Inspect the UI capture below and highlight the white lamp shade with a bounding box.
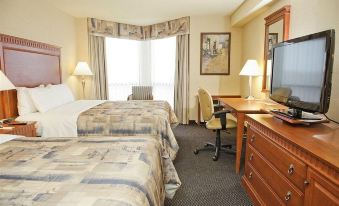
[73,62,93,76]
[239,60,261,76]
[0,70,15,91]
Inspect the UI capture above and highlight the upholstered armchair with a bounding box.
[127,86,153,100]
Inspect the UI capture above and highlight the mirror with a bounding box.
[262,6,290,91]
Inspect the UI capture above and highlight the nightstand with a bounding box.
[0,122,37,137]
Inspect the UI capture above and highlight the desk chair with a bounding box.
[127,86,153,100]
[270,87,292,104]
[194,88,237,161]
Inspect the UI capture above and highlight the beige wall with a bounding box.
[241,0,290,100]
[189,15,242,121]
[241,0,339,121]
[289,0,339,121]
[75,18,94,99]
[0,0,80,98]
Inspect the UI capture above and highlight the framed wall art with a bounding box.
[200,32,231,75]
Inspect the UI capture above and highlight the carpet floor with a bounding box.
[165,124,252,206]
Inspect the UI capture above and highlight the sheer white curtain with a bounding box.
[151,37,176,107]
[105,38,141,101]
[105,37,176,106]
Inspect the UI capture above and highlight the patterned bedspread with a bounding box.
[0,136,181,206]
[77,101,179,160]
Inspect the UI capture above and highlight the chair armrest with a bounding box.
[212,109,231,130]
[213,109,231,116]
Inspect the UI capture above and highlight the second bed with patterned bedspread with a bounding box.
[77,100,179,160]
[0,136,181,206]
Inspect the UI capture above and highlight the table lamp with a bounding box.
[0,70,16,128]
[239,60,261,100]
[73,62,93,99]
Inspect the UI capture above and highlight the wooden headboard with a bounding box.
[0,34,62,119]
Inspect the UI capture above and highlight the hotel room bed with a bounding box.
[0,34,179,159]
[0,135,181,206]
[16,100,179,160]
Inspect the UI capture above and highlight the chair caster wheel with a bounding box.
[212,156,218,161]
[193,149,199,155]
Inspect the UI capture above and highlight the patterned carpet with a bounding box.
[165,124,252,206]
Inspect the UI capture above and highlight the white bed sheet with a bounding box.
[16,100,105,137]
[0,135,22,144]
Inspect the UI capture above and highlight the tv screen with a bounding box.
[270,30,335,114]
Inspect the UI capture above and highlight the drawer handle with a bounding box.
[248,172,253,179]
[284,191,292,201]
[249,153,254,161]
[287,164,294,175]
[250,135,255,142]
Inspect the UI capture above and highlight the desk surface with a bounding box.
[218,98,287,112]
[247,114,339,170]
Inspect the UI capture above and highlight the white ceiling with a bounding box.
[45,0,245,25]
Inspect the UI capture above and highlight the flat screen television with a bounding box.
[270,30,335,119]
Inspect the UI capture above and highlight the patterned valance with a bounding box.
[88,17,190,40]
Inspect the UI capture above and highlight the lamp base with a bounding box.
[245,96,255,100]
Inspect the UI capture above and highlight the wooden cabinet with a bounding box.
[242,114,339,206]
[305,168,339,206]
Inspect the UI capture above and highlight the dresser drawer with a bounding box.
[247,144,304,206]
[248,126,307,190]
[244,163,284,206]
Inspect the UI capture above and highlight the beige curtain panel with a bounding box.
[88,17,190,40]
[174,34,190,124]
[89,35,108,100]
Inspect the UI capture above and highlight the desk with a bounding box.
[218,98,287,174]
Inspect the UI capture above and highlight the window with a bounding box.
[105,38,141,101]
[151,37,176,107]
[105,37,176,106]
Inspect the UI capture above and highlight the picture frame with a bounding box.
[268,33,279,57]
[200,32,231,75]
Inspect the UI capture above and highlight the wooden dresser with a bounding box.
[243,114,339,206]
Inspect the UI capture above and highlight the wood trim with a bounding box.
[0,34,62,119]
[262,5,291,92]
[0,34,61,52]
[200,32,231,75]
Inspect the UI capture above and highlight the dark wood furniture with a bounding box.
[262,5,290,91]
[0,122,37,137]
[0,34,62,119]
[218,98,287,174]
[197,95,241,124]
[243,114,339,206]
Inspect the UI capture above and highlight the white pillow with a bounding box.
[29,84,75,113]
[17,85,44,116]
